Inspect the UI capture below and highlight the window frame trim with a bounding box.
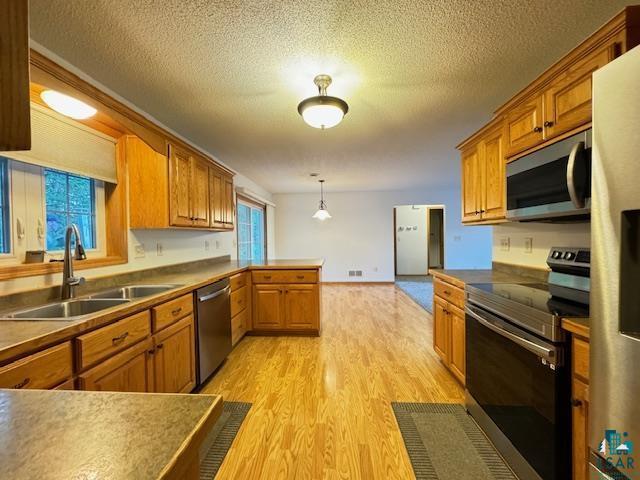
[236,193,267,262]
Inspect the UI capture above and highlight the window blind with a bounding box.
[1,103,118,183]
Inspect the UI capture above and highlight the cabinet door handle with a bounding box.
[263,275,272,280]
[156,344,164,350]
[543,121,554,127]
[112,332,129,345]
[148,348,156,355]
[172,307,183,316]
[444,290,451,295]
[13,377,30,389]
[571,398,583,407]
[533,126,543,133]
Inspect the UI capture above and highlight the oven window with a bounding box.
[466,314,570,480]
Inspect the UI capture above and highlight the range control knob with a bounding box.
[552,250,562,259]
[564,252,576,261]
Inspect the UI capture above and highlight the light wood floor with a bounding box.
[201,284,464,479]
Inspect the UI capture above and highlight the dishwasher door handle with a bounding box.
[198,286,230,302]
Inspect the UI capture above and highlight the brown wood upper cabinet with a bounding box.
[458,6,640,224]
[169,144,210,227]
[504,94,544,157]
[461,125,506,224]
[126,136,234,231]
[209,166,234,230]
[543,40,617,140]
[0,0,31,151]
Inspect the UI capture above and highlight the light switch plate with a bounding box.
[156,243,163,256]
[500,237,510,252]
[524,237,533,253]
[134,244,145,259]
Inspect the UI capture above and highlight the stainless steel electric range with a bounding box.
[465,247,590,480]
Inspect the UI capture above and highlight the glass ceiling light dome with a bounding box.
[40,90,97,120]
[312,179,332,220]
[298,75,349,129]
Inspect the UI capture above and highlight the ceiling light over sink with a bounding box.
[41,90,97,120]
[312,179,331,220]
[298,75,349,129]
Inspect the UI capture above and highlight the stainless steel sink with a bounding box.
[87,284,182,300]
[1,298,132,320]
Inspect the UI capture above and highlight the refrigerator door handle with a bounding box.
[567,141,586,209]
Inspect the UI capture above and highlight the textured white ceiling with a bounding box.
[29,0,629,193]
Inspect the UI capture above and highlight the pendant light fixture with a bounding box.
[312,179,331,220]
[298,74,349,129]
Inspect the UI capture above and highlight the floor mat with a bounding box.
[199,401,251,479]
[395,276,434,312]
[392,402,516,480]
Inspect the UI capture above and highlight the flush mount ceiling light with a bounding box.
[40,90,97,120]
[312,179,332,220]
[297,74,349,129]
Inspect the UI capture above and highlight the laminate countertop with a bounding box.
[429,268,544,289]
[0,389,223,480]
[0,258,324,365]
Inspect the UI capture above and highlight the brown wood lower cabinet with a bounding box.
[570,332,590,480]
[78,339,155,392]
[432,277,466,385]
[0,341,73,390]
[283,285,319,329]
[152,315,196,393]
[253,284,285,330]
[252,271,321,334]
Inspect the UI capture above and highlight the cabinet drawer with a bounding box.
[434,279,465,309]
[252,270,318,284]
[230,272,247,291]
[231,309,247,346]
[152,293,193,331]
[230,285,247,317]
[77,311,151,370]
[573,336,590,382]
[0,342,73,390]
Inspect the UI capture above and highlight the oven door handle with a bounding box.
[567,141,586,209]
[465,306,556,363]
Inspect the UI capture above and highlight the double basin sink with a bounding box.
[1,285,183,321]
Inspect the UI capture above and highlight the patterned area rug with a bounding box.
[395,276,434,312]
[199,401,251,479]
[392,402,517,480]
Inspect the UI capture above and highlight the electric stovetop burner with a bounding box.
[470,282,589,318]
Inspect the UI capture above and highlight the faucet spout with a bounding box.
[61,224,87,300]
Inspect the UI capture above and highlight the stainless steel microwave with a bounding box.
[507,129,592,221]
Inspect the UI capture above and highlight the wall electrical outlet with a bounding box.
[134,244,145,259]
[215,240,221,250]
[156,242,164,256]
[500,237,510,252]
[205,240,210,251]
[524,237,533,253]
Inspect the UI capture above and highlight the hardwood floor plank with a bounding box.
[201,284,464,478]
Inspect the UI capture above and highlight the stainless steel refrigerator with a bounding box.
[590,45,640,479]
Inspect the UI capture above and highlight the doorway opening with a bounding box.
[393,205,445,312]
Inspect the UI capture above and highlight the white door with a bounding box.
[395,205,429,275]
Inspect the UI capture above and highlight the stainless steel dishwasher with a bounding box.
[195,278,231,386]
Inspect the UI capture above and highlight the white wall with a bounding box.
[395,205,429,275]
[492,222,590,269]
[274,187,492,282]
